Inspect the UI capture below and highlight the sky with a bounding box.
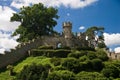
[0,0,120,53]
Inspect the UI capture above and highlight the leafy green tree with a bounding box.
[11,3,59,42]
[85,26,104,40]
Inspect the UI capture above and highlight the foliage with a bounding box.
[76,71,108,80]
[98,42,106,48]
[101,62,120,78]
[50,57,61,66]
[86,51,97,60]
[91,59,104,71]
[61,58,80,73]
[16,63,51,80]
[96,49,109,61]
[68,51,87,59]
[11,3,59,42]
[79,55,89,62]
[30,49,71,57]
[85,26,104,40]
[47,70,75,80]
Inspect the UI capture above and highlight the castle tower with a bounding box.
[63,22,72,39]
[63,22,73,47]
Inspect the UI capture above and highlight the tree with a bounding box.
[11,3,59,42]
[85,26,104,40]
[85,26,106,48]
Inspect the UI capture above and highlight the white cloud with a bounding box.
[104,33,120,53]
[104,33,120,47]
[0,6,20,31]
[79,26,85,30]
[114,47,120,53]
[0,38,19,50]
[11,0,98,9]
[0,32,19,54]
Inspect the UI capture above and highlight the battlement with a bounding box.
[63,22,72,28]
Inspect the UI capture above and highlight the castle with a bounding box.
[0,22,119,69]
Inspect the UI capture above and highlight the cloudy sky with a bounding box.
[0,0,120,53]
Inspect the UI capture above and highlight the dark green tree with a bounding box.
[85,26,104,40]
[11,3,59,42]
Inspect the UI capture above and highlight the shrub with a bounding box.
[68,51,86,59]
[79,60,92,71]
[16,63,51,80]
[91,59,104,71]
[30,49,71,57]
[76,71,108,80]
[96,50,108,61]
[50,58,61,66]
[61,58,80,73]
[87,51,97,60]
[47,70,75,80]
[101,62,120,78]
[79,55,89,62]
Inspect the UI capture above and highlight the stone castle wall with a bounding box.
[0,36,72,69]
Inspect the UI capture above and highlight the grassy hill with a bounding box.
[0,47,120,80]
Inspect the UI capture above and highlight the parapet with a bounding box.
[63,22,72,28]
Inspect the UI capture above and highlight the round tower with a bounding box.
[63,22,72,39]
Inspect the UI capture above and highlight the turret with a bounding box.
[63,22,72,39]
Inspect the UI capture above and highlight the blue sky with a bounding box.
[0,0,120,53]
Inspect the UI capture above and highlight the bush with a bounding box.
[50,58,61,66]
[68,51,86,59]
[30,49,71,57]
[96,50,108,61]
[79,55,89,62]
[47,70,75,80]
[91,59,104,71]
[101,62,120,78]
[79,60,92,71]
[61,58,80,73]
[76,71,108,80]
[87,51,97,60]
[16,63,51,80]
